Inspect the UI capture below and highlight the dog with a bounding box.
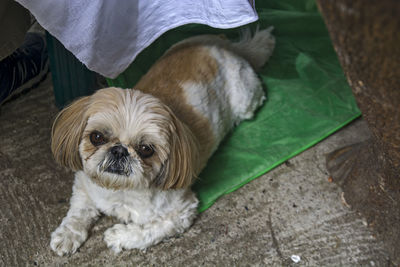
[49,27,275,255]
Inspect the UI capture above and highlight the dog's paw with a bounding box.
[104,224,144,253]
[50,224,88,256]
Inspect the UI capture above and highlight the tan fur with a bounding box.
[157,106,201,189]
[51,96,90,171]
[136,45,217,167]
[86,87,126,116]
[163,34,230,59]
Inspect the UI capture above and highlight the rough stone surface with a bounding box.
[317,1,400,263]
[0,76,393,266]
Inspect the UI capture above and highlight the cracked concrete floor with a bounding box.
[0,75,393,266]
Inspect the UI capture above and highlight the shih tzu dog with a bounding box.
[50,27,275,255]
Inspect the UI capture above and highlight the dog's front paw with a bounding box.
[50,224,88,256]
[104,224,144,253]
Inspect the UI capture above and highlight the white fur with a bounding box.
[51,172,197,254]
[231,26,275,70]
[181,35,272,153]
[50,28,275,256]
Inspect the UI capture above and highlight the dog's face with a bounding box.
[51,87,200,190]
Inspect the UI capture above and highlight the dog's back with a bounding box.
[164,27,275,71]
[136,28,275,162]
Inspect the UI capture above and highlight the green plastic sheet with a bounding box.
[108,0,360,212]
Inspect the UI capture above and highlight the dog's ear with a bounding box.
[51,96,91,171]
[158,109,200,190]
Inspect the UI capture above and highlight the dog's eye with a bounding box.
[90,131,107,146]
[136,144,154,158]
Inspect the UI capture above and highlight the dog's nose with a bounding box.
[110,145,129,159]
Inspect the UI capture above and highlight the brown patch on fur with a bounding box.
[160,106,201,189]
[158,45,218,83]
[136,45,217,169]
[163,34,230,61]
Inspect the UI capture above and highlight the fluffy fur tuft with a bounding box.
[232,26,275,71]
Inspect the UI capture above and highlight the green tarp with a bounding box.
[107,0,360,212]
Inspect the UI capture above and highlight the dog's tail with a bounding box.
[231,26,275,71]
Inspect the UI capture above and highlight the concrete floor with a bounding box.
[0,75,392,266]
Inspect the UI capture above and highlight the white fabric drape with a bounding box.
[16,0,258,78]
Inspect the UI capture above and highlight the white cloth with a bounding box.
[15,0,258,78]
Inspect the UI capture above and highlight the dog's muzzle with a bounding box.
[103,145,132,175]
